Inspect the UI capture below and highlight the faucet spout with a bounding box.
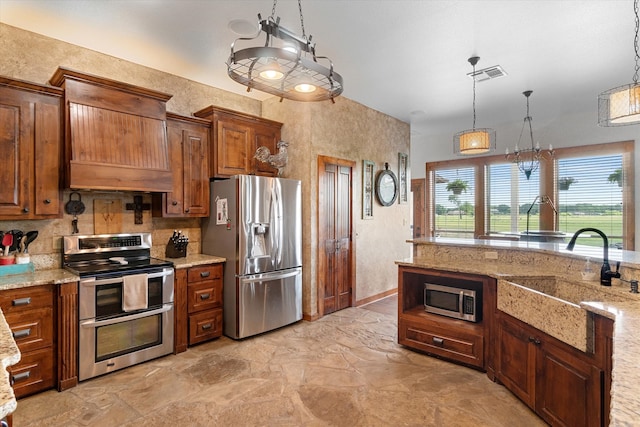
[566,227,618,286]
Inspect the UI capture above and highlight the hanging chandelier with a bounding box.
[227,0,343,102]
[598,0,640,126]
[505,91,554,180]
[453,56,496,155]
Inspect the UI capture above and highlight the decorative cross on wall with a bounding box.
[125,195,150,224]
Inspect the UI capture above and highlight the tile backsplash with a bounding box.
[0,189,202,271]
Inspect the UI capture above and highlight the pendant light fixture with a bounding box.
[227,0,343,102]
[454,56,496,155]
[598,0,640,126]
[505,91,554,180]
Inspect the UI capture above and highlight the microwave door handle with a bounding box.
[459,291,464,318]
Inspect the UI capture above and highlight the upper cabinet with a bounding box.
[152,113,210,217]
[49,67,174,192]
[194,105,282,178]
[0,77,63,219]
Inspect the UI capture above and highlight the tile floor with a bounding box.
[13,295,545,426]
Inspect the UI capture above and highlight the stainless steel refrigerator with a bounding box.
[202,175,302,339]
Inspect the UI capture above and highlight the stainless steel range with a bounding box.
[63,233,174,381]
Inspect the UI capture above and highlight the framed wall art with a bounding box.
[362,160,375,219]
[398,152,408,204]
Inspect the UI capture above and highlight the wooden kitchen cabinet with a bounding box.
[193,105,282,178]
[0,285,56,398]
[0,77,62,219]
[184,263,223,345]
[397,266,494,370]
[152,113,210,217]
[494,311,607,427]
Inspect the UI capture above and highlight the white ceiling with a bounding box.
[0,0,635,137]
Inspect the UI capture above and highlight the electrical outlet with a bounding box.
[484,251,498,260]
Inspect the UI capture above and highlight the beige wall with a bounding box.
[0,23,410,317]
[263,98,411,316]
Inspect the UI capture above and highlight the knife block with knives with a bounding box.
[165,230,188,258]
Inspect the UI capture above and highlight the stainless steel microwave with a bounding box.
[424,283,481,322]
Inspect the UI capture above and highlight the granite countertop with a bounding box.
[397,256,640,426]
[0,269,79,291]
[0,310,20,419]
[168,253,225,269]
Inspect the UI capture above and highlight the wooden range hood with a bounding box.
[50,67,173,192]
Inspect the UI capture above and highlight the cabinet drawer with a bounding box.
[399,318,484,368]
[187,280,222,313]
[188,309,222,345]
[187,264,222,283]
[4,307,54,352]
[8,347,55,398]
[0,286,54,314]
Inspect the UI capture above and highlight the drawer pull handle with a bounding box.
[432,337,444,346]
[528,336,541,345]
[11,371,30,384]
[200,293,211,300]
[201,323,212,330]
[12,297,31,306]
[200,271,210,278]
[12,328,31,339]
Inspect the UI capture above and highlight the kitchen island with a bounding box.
[400,237,640,427]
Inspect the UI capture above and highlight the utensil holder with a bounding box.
[165,239,187,258]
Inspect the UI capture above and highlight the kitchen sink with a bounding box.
[497,277,590,351]
[497,275,639,352]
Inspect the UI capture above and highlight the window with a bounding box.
[556,153,624,248]
[425,141,635,249]
[433,167,475,238]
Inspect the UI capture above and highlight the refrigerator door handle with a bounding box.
[239,268,301,284]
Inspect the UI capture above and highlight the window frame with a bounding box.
[425,140,635,250]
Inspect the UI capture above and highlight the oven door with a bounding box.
[79,267,174,321]
[78,303,174,381]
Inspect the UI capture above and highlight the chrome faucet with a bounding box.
[566,227,620,286]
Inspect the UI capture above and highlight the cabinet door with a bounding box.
[494,313,536,408]
[182,126,209,216]
[0,88,30,217]
[0,84,61,219]
[164,120,185,215]
[33,101,61,216]
[253,122,281,176]
[157,116,209,217]
[536,341,603,427]
[215,115,251,177]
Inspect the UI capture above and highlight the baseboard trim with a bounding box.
[303,313,320,322]
[355,288,398,307]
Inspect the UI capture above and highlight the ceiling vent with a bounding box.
[467,65,507,82]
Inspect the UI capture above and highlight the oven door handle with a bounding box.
[80,304,172,328]
[81,269,173,287]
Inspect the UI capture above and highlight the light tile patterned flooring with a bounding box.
[14,295,545,426]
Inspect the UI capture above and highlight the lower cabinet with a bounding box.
[397,266,495,370]
[495,311,606,427]
[174,263,224,351]
[0,285,55,398]
[187,264,223,345]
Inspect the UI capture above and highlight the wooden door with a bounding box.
[318,156,354,316]
[411,178,426,238]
